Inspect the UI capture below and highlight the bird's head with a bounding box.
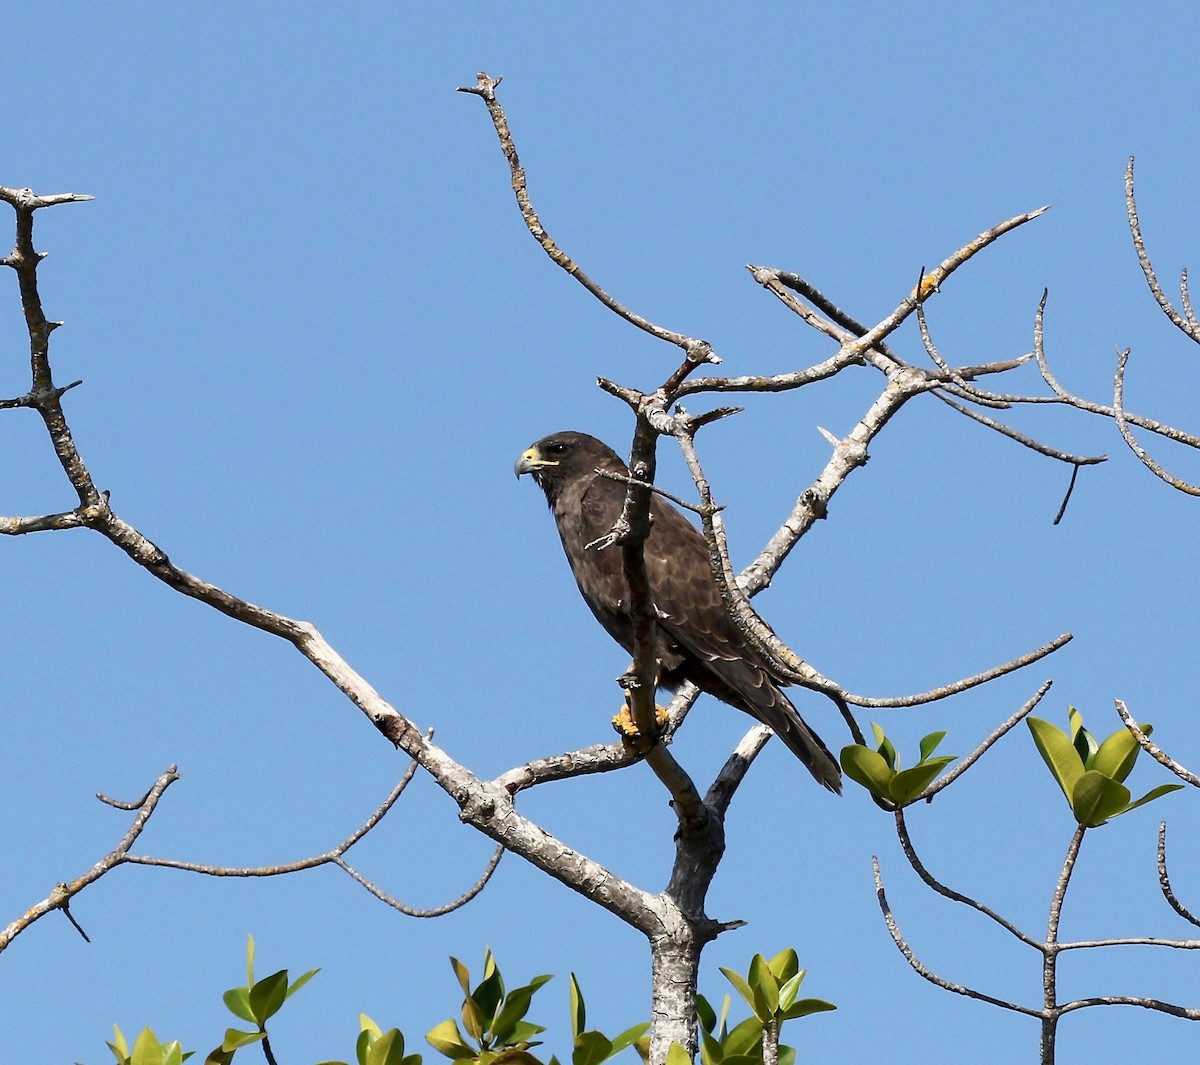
[515,431,625,503]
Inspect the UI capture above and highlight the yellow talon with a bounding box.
[611,702,670,740]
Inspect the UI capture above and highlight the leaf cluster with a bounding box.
[1027,708,1182,827]
[208,935,319,1064]
[95,942,831,1065]
[694,949,834,1065]
[840,726,955,805]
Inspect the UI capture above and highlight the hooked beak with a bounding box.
[515,446,557,479]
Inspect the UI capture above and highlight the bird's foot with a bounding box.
[611,702,671,739]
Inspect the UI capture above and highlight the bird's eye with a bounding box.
[546,442,567,454]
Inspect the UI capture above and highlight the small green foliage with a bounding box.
[203,935,319,1063]
[107,1025,192,1065]
[840,724,956,805]
[699,950,834,1065]
[357,1014,423,1065]
[427,949,551,1065]
[1027,708,1183,827]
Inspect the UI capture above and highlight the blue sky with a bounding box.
[3,4,1200,1063]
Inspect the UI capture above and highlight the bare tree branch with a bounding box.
[1125,156,1200,344]
[893,808,1043,948]
[872,856,1044,1018]
[847,636,1072,709]
[1158,822,1200,928]
[1112,347,1200,495]
[457,72,719,367]
[0,186,685,949]
[921,680,1054,798]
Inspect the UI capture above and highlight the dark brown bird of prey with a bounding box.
[516,430,841,792]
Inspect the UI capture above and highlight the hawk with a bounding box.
[516,431,841,792]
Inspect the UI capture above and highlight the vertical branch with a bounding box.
[0,186,97,504]
[1042,824,1087,1063]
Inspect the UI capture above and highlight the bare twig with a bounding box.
[123,745,505,917]
[921,681,1054,798]
[1158,822,1200,928]
[872,856,1043,1018]
[1115,699,1200,786]
[893,809,1042,947]
[0,767,179,952]
[1112,347,1200,495]
[457,72,719,366]
[1125,157,1200,344]
[847,636,1072,709]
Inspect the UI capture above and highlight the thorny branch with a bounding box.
[1,767,178,951]
[0,184,682,950]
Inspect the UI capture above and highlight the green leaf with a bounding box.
[1028,717,1084,800]
[246,935,256,988]
[918,731,947,763]
[365,1029,411,1065]
[507,1021,547,1047]
[221,1029,266,1053]
[721,1018,762,1058]
[202,1047,235,1065]
[766,948,798,985]
[361,1016,385,1040]
[777,972,804,1013]
[222,988,256,1025]
[130,1028,164,1065]
[450,958,474,1002]
[110,1024,131,1061]
[476,971,507,1035]
[285,968,319,1001]
[718,967,758,1018]
[840,746,895,799]
[461,996,486,1044]
[747,954,779,1017]
[489,1051,543,1065]
[248,970,289,1026]
[161,1042,189,1065]
[698,1028,722,1065]
[870,723,897,769]
[695,995,717,1036]
[492,976,552,1044]
[1068,708,1096,766]
[1122,783,1185,816]
[718,1055,764,1065]
[572,1031,612,1065]
[777,1046,796,1065]
[569,974,585,1040]
[606,1023,650,1059]
[665,1043,691,1065]
[1070,770,1130,826]
[778,998,837,1021]
[890,757,955,804]
[1093,726,1149,784]
[426,1020,475,1060]
[357,1029,375,1065]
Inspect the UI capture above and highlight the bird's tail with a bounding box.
[766,692,842,793]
